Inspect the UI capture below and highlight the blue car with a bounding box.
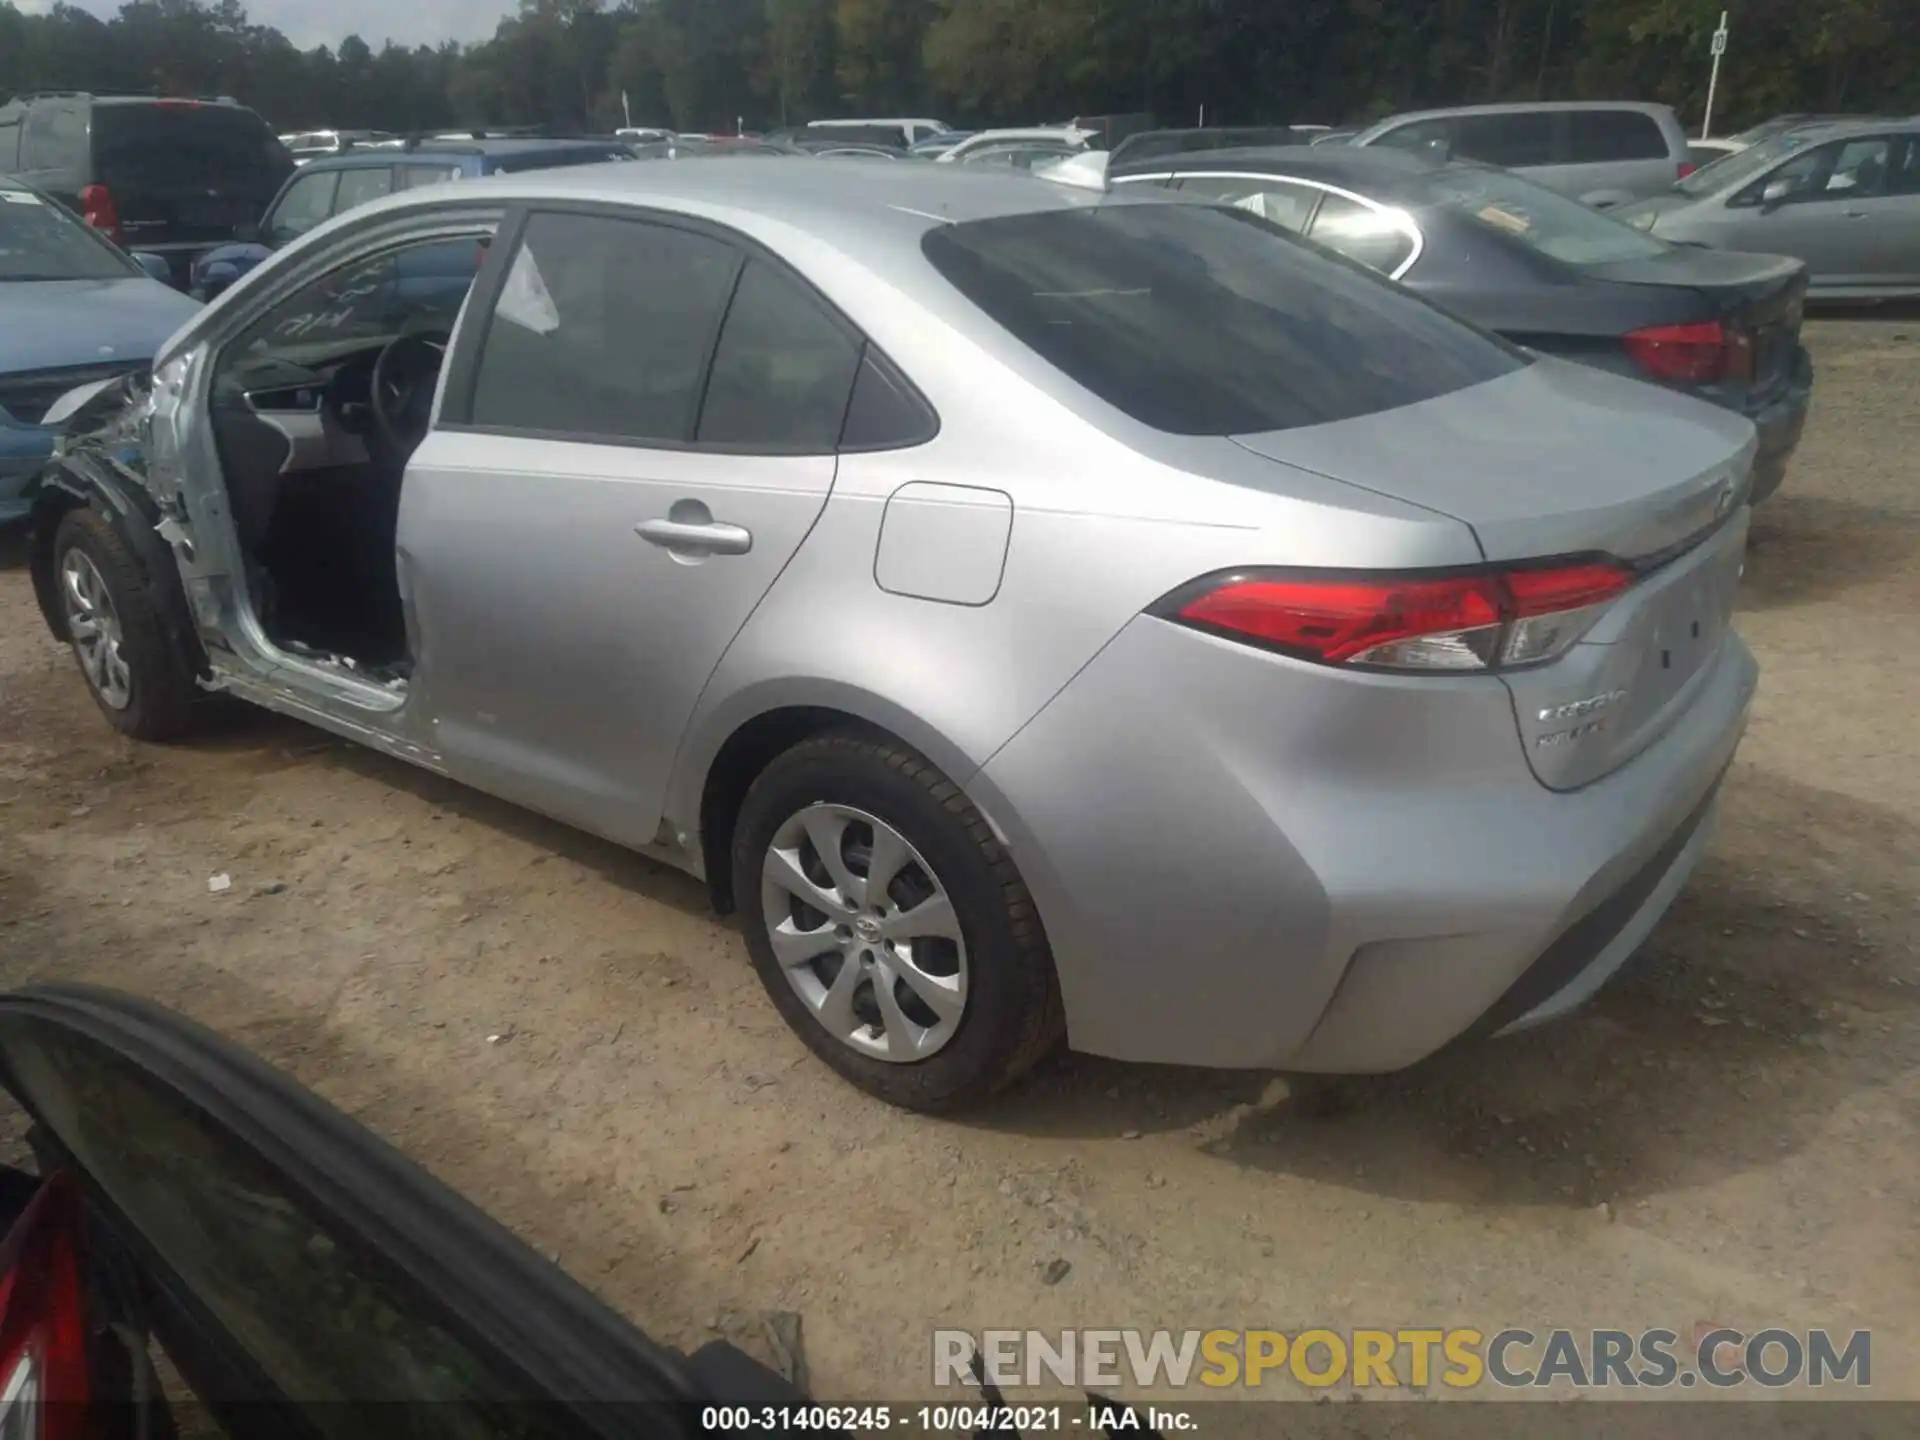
[0,176,201,525]
[189,137,639,300]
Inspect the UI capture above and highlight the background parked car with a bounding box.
[909,130,975,159]
[1107,126,1311,167]
[937,126,1091,163]
[0,90,293,287]
[189,136,639,301]
[952,138,1084,170]
[1615,119,1920,300]
[1722,113,1899,149]
[802,117,949,148]
[1350,100,1695,207]
[1109,144,1813,502]
[0,175,199,524]
[279,127,400,164]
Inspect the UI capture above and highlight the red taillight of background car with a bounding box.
[78,185,123,247]
[1677,161,1697,180]
[1161,560,1634,673]
[0,1174,91,1440]
[1624,320,1754,385]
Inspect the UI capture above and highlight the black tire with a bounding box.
[51,507,203,741]
[732,729,1065,1113]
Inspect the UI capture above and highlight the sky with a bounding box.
[12,0,521,50]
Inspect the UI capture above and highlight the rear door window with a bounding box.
[1453,113,1557,167]
[1176,175,1321,232]
[331,166,396,214]
[1566,110,1669,162]
[922,203,1523,436]
[696,259,863,451]
[466,211,742,443]
[1307,194,1418,274]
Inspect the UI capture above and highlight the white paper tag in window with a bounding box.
[495,245,561,336]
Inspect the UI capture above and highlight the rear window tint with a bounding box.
[92,104,290,194]
[921,204,1524,436]
[1567,110,1669,162]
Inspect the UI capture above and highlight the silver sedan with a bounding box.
[1619,119,1920,299]
[28,158,1760,1111]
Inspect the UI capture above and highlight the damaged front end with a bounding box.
[25,371,208,689]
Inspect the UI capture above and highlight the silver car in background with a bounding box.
[1351,101,1696,207]
[27,160,1759,1112]
[1617,119,1920,299]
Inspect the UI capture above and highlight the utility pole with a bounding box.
[1702,11,1729,139]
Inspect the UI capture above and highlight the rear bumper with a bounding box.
[1746,346,1814,505]
[973,615,1758,1073]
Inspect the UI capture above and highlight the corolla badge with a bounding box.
[1538,690,1629,725]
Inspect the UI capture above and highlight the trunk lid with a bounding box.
[1230,356,1757,563]
[1232,358,1757,789]
[1586,247,1808,396]
[91,104,291,247]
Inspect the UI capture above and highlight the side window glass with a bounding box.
[331,166,395,215]
[1566,111,1668,162]
[0,1019,575,1433]
[399,165,463,190]
[1750,143,1840,205]
[1372,119,1450,154]
[231,234,486,358]
[1454,113,1555,168]
[697,259,862,450]
[1308,194,1417,274]
[1819,138,1892,199]
[1888,138,1920,197]
[839,348,938,451]
[468,212,740,444]
[1177,176,1319,232]
[267,172,340,246]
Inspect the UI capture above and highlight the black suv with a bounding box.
[0,91,293,286]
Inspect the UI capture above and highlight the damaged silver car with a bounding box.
[28,161,1759,1113]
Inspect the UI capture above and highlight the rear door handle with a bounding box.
[636,517,754,557]
[1843,210,1870,218]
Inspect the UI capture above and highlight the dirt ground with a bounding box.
[2,317,1918,1414]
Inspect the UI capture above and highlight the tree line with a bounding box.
[2,0,1916,139]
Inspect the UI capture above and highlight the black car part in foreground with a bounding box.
[0,984,1160,1438]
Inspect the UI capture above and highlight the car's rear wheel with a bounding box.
[732,729,1063,1113]
[53,508,202,740]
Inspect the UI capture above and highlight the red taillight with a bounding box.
[1677,161,1697,180]
[0,1174,91,1440]
[79,184,123,247]
[1623,319,1753,385]
[1163,561,1633,672]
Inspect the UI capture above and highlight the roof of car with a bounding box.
[1366,100,1679,122]
[1111,144,1445,184]
[1760,116,1920,140]
[365,155,1158,259]
[297,138,630,171]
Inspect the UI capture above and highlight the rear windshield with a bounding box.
[92,104,290,193]
[1405,166,1670,264]
[922,203,1525,436]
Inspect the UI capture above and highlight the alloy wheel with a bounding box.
[61,550,133,712]
[760,804,969,1063]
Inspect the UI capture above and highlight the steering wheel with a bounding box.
[369,333,446,457]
